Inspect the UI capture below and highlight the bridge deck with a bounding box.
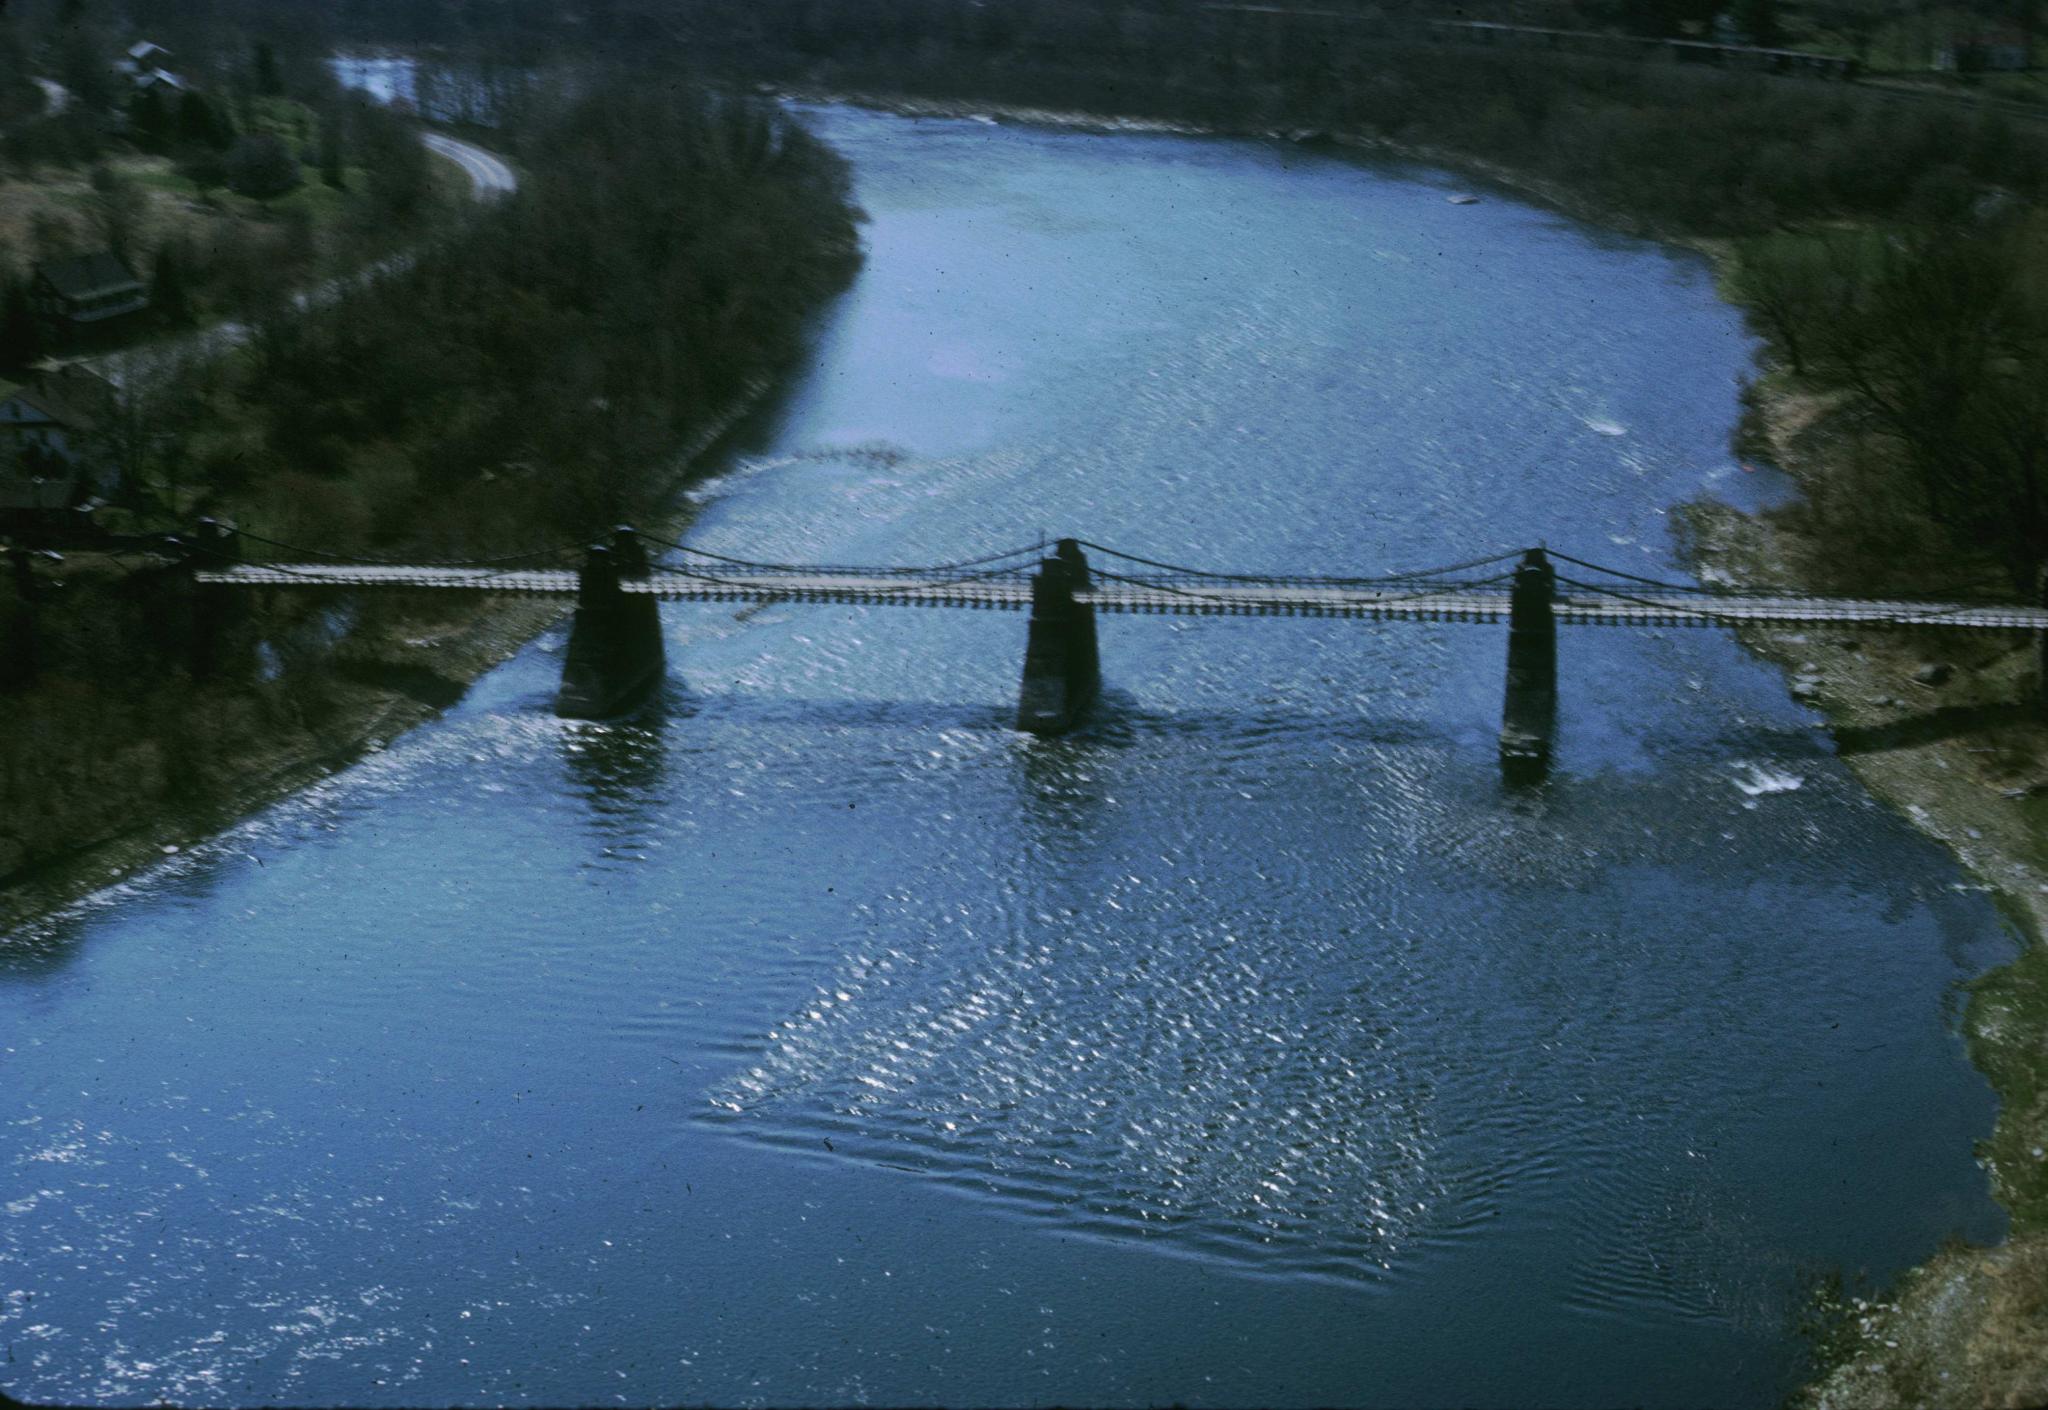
[194,563,2048,631]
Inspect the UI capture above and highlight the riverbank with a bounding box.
[1692,380,2048,1408]
[8,82,2039,1401]
[0,376,769,936]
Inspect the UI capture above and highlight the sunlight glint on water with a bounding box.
[0,102,2014,1409]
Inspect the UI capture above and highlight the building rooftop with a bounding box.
[34,252,144,304]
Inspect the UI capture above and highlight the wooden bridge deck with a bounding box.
[195,563,2048,632]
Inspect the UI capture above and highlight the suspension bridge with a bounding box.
[168,522,2048,780]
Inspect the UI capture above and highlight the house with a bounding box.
[29,253,149,329]
[0,366,116,467]
[116,41,186,93]
[0,367,118,528]
[1934,30,2031,72]
[116,41,171,77]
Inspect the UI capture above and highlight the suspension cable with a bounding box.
[1073,539,1528,586]
[628,528,1045,577]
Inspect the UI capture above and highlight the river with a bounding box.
[0,103,2017,1407]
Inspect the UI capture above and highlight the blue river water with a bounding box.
[0,104,2017,1407]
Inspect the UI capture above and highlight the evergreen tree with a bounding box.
[0,279,42,373]
[150,245,192,328]
[253,40,282,97]
[317,110,345,189]
[1734,0,1783,47]
[176,90,235,151]
[226,132,300,198]
[128,85,172,152]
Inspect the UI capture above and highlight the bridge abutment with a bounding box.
[1499,548,1556,784]
[1016,539,1100,735]
[186,518,245,680]
[2038,565,2048,717]
[557,528,666,719]
[2,545,42,691]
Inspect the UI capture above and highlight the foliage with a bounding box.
[88,162,145,260]
[0,278,42,372]
[109,76,860,569]
[1805,224,2048,585]
[150,241,193,327]
[351,97,428,221]
[0,70,862,884]
[226,131,301,197]
[176,90,237,151]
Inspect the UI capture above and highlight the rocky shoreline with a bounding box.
[1696,374,2048,1408]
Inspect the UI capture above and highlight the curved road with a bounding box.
[31,77,70,115]
[421,130,518,199]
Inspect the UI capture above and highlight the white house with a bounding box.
[116,40,186,92]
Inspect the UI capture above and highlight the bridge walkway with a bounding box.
[194,560,2048,633]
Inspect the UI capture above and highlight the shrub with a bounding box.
[226,133,302,199]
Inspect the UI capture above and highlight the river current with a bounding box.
[0,105,2018,1407]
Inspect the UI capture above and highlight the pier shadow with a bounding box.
[559,681,683,840]
[651,684,1453,753]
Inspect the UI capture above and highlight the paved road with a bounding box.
[421,131,518,198]
[30,77,69,115]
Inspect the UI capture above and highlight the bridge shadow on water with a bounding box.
[6,669,1995,985]
[632,680,1455,753]
[557,681,685,842]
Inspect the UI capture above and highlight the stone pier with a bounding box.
[1016,539,1100,735]
[1499,548,1556,784]
[556,527,666,719]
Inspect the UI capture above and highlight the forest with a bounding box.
[0,4,441,370]
[142,85,860,557]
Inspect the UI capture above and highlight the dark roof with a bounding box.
[0,368,115,433]
[33,252,144,303]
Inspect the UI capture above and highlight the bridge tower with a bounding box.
[556,527,665,719]
[1499,548,1556,783]
[1016,538,1100,735]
